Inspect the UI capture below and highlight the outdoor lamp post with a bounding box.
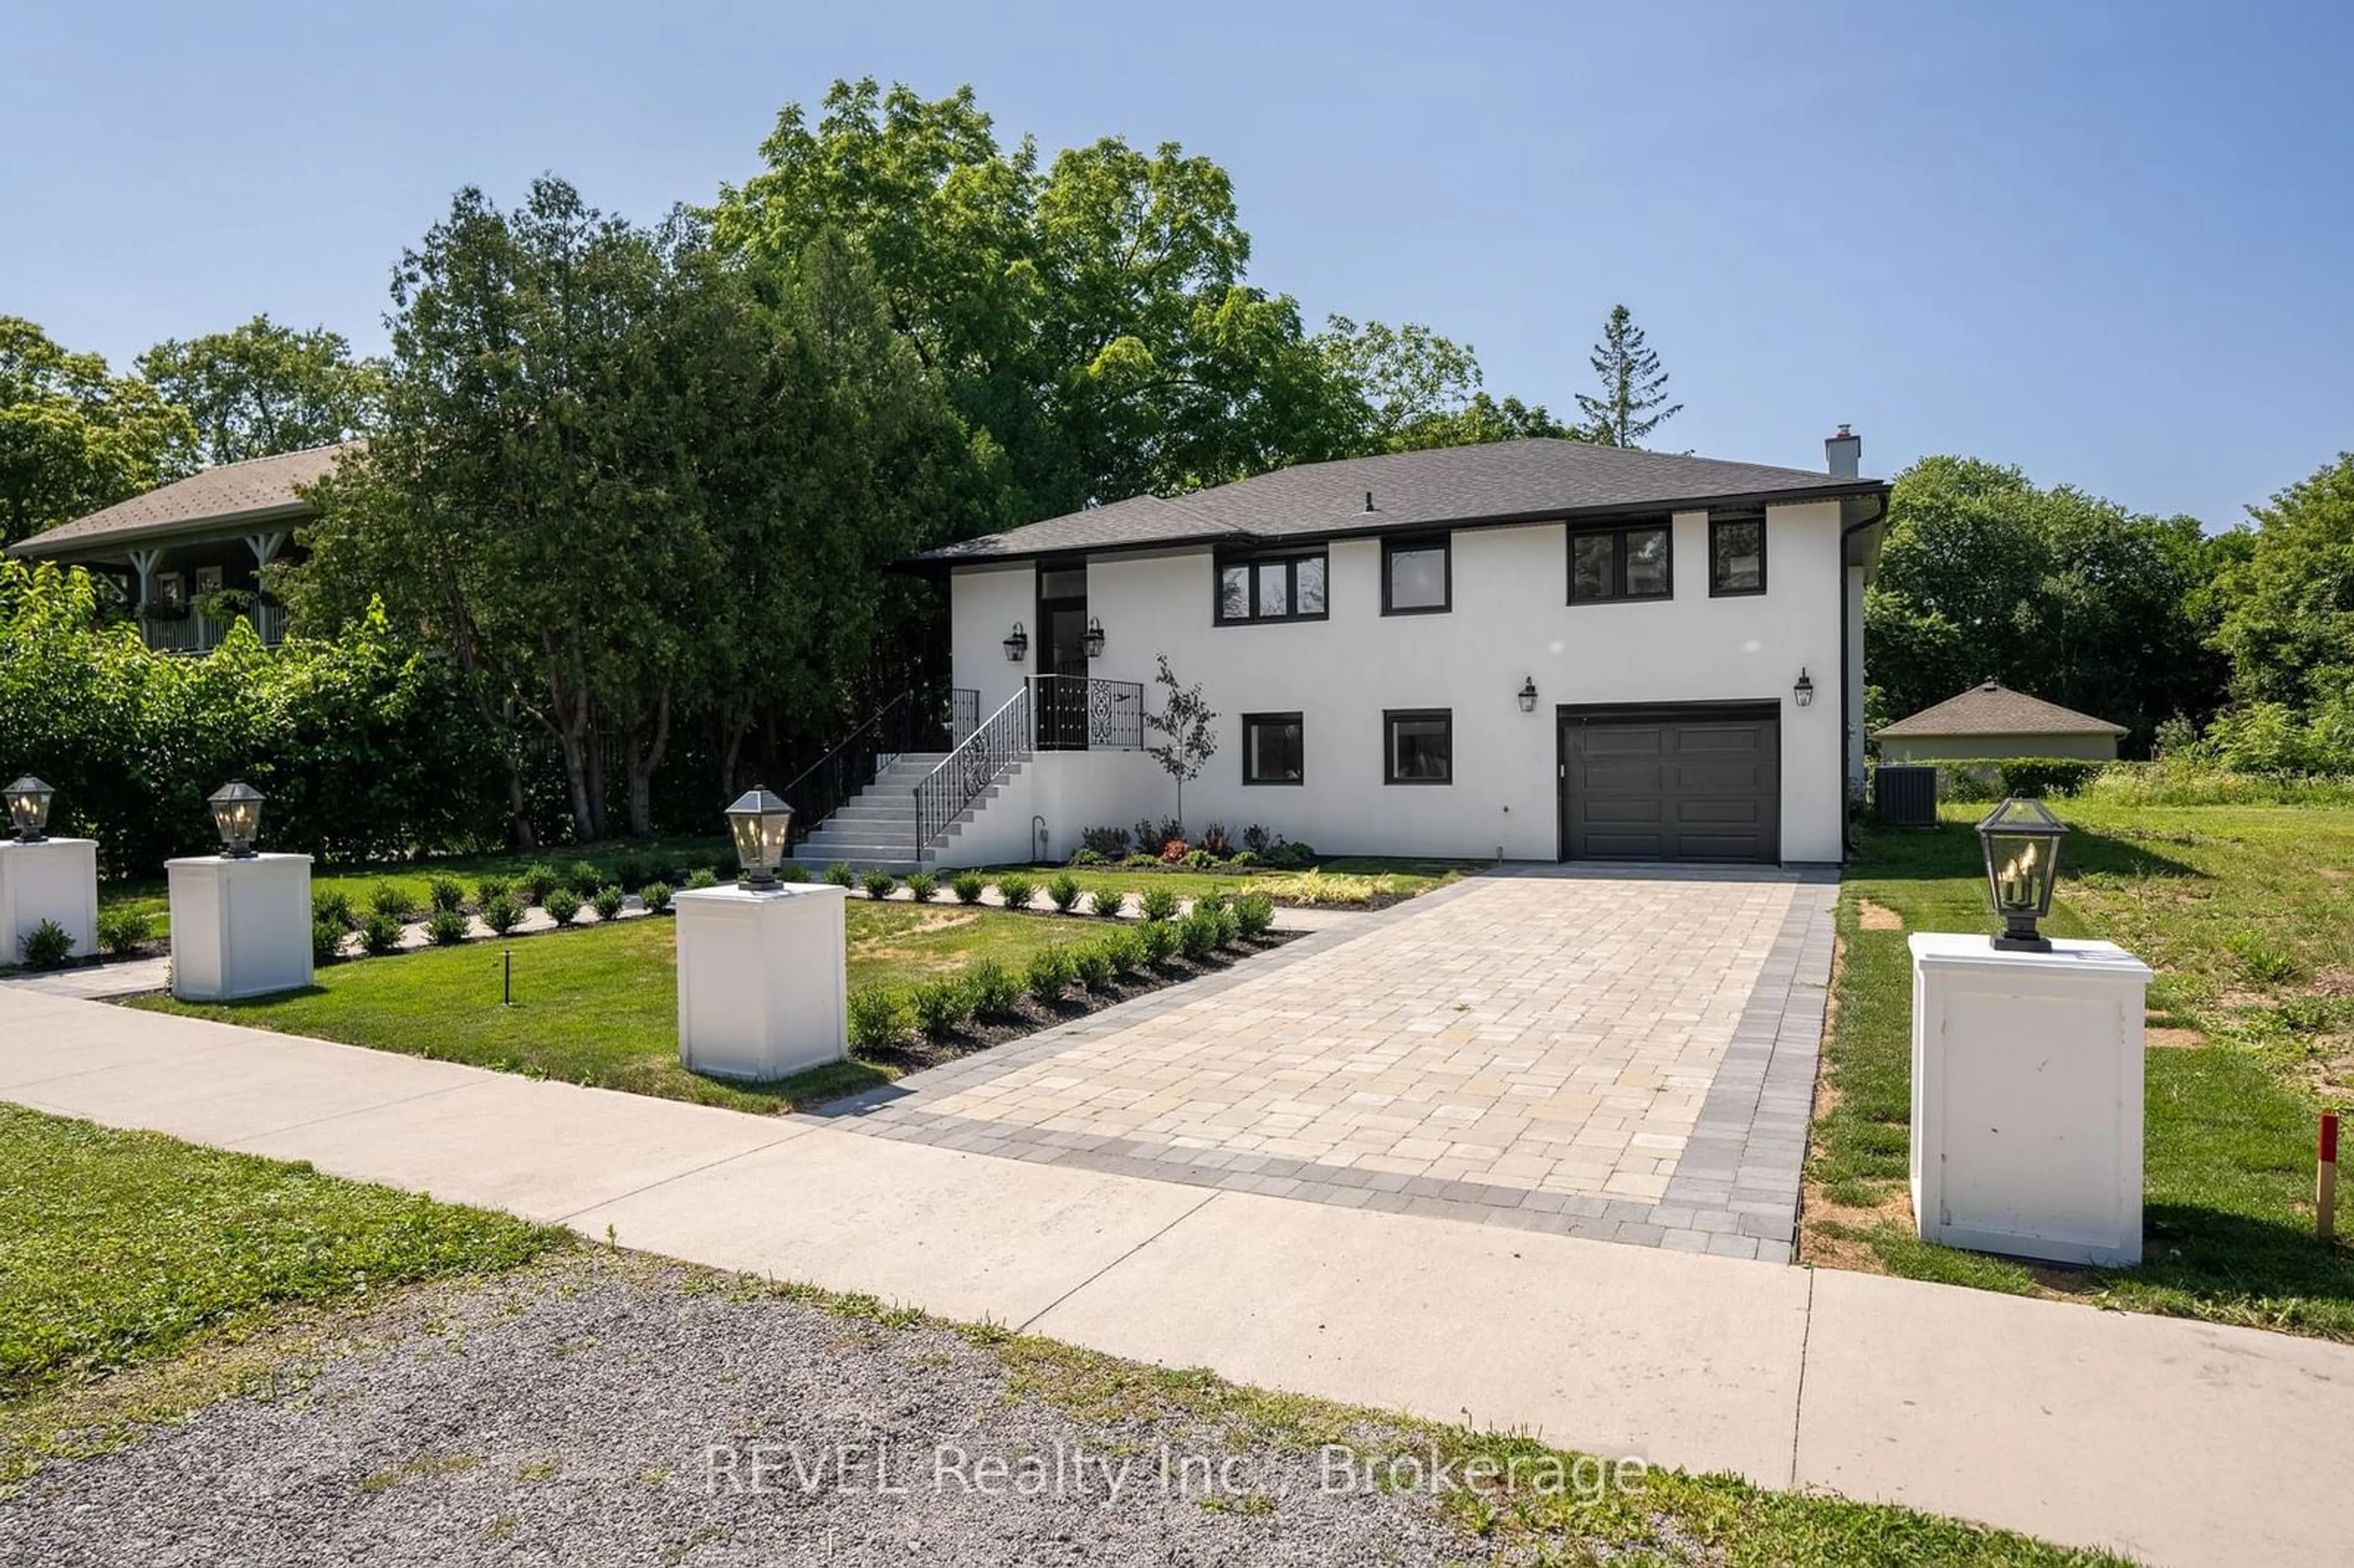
[6,777,54,842]
[1517,677,1539,714]
[725,787,794,891]
[207,782,265,858]
[1793,668,1816,707]
[1004,622,1029,662]
[1081,615,1107,659]
[1976,796,2067,952]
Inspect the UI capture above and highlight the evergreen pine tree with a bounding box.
[1575,303,1682,447]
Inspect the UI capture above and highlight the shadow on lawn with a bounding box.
[1857,816,2204,888]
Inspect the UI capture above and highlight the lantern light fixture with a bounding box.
[6,776,54,843]
[1081,615,1107,660]
[725,787,795,891]
[1003,621,1029,663]
[207,781,265,859]
[1517,677,1539,714]
[1976,796,2068,953]
[1793,668,1816,707]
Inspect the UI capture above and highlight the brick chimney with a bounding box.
[1825,424,1861,479]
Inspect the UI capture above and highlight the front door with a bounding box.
[1037,565,1089,750]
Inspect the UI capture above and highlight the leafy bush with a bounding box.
[1026,945,1078,1003]
[590,885,627,921]
[1140,918,1181,965]
[1138,886,1181,923]
[96,905,154,956]
[1121,853,1162,870]
[312,888,356,931]
[1178,908,1222,961]
[480,895,525,935]
[779,861,812,883]
[968,958,1023,1018]
[18,918,75,969]
[1212,902,1241,947]
[1227,850,1258,868]
[1068,848,1105,867]
[952,871,986,904]
[427,875,467,914]
[1234,891,1276,939]
[1104,928,1148,975]
[1089,888,1129,919]
[1159,839,1189,864]
[823,863,855,888]
[684,868,719,891]
[1263,840,1317,870]
[911,977,972,1036]
[905,872,938,903]
[996,875,1037,911]
[425,908,471,946]
[1073,942,1116,992]
[1242,823,1277,854]
[474,875,512,907]
[520,862,561,905]
[1081,825,1131,858]
[566,860,603,897]
[359,913,404,955]
[1197,822,1233,858]
[311,918,347,965]
[848,988,909,1052]
[640,881,674,915]
[613,853,649,891]
[1183,848,1216,869]
[1047,872,1084,912]
[862,869,899,900]
[541,887,584,926]
[368,880,416,921]
[1132,818,1181,854]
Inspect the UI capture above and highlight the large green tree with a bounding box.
[137,314,383,466]
[2207,452,2354,713]
[1575,303,1681,447]
[0,318,194,546]
[1314,316,1574,452]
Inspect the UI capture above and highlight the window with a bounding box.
[1216,549,1328,624]
[1242,713,1304,785]
[1382,535,1450,614]
[1384,709,1452,785]
[1709,514,1766,596]
[1568,520,1673,604]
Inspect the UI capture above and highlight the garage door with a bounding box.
[1560,706,1779,862]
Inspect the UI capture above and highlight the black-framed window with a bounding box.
[1384,709,1452,785]
[1216,549,1328,624]
[1709,513,1766,596]
[1241,712,1304,785]
[1568,519,1673,604]
[1382,535,1450,615]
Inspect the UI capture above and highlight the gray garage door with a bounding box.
[1560,707,1780,862]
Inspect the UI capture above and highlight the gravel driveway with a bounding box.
[0,1252,1530,1567]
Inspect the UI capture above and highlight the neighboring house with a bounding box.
[799,430,1889,870]
[1874,680,2129,763]
[4,442,353,653]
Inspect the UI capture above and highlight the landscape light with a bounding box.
[207,781,265,858]
[6,777,53,843]
[725,788,794,891]
[1977,796,2067,953]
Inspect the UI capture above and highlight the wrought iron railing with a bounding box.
[914,684,1032,852]
[952,687,979,744]
[780,687,975,848]
[1030,674,1145,751]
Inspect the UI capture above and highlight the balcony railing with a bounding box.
[139,603,290,654]
[1030,674,1145,752]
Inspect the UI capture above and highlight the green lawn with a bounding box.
[969,855,1475,907]
[1811,801,2354,1338]
[131,902,1107,1114]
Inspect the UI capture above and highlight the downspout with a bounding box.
[1839,492,1890,859]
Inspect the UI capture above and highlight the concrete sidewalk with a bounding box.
[2,985,2346,1567]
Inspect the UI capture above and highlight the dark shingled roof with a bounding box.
[7,441,359,560]
[913,438,1883,564]
[1876,681,2129,739]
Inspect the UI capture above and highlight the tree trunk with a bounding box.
[505,752,537,850]
[623,688,672,839]
[583,718,608,842]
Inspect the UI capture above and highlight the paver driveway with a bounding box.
[823,864,1837,1258]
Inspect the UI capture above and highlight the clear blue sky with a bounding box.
[9,1,2350,527]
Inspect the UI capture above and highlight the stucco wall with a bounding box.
[1878,732,2119,763]
[949,500,1850,863]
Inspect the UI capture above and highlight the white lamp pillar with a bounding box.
[0,840,99,965]
[166,853,313,1000]
[674,882,849,1080]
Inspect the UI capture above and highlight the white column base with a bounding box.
[0,839,100,965]
[167,853,314,1000]
[675,883,849,1082]
[1910,932,2152,1267]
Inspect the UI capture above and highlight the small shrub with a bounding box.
[614,854,649,891]
[905,871,939,903]
[1139,886,1181,922]
[1198,822,1233,858]
[368,880,416,921]
[1242,823,1276,854]
[1047,872,1084,912]
[952,871,986,905]
[1081,825,1131,858]
[685,868,719,891]
[1178,908,1221,961]
[1213,902,1241,947]
[1227,850,1259,868]
[542,888,584,926]
[18,918,75,969]
[1140,918,1181,965]
[969,958,1023,1018]
[848,988,910,1052]
[1105,928,1148,975]
[779,861,812,883]
[481,895,525,935]
[1089,888,1129,919]
[912,977,972,1036]
[1026,945,1078,1003]
[567,860,604,897]
[1073,942,1116,992]
[862,869,899,900]
[425,908,471,946]
[823,863,856,888]
[520,862,561,905]
[1159,838,1189,864]
[1183,848,1217,869]
[475,875,512,907]
[96,906,154,956]
[1132,818,1181,853]
[590,885,627,921]
[1121,853,1162,870]
[641,881,674,915]
[311,919,346,965]
[360,913,405,955]
[1068,848,1106,867]
[312,888,356,930]
[996,875,1037,911]
[426,875,467,914]
[1265,840,1317,870]
[1234,891,1276,939]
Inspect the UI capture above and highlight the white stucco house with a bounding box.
[793,431,1889,870]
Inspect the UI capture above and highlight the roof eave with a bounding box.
[6,500,316,562]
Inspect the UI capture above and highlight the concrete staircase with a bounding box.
[787,750,1029,873]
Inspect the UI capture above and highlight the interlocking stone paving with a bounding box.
[818,864,1837,1260]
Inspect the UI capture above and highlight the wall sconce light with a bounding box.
[1793,668,1815,707]
[1003,622,1029,663]
[1517,677,1539,714]
[207,781,264,858]
[1081,616,1107,660]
